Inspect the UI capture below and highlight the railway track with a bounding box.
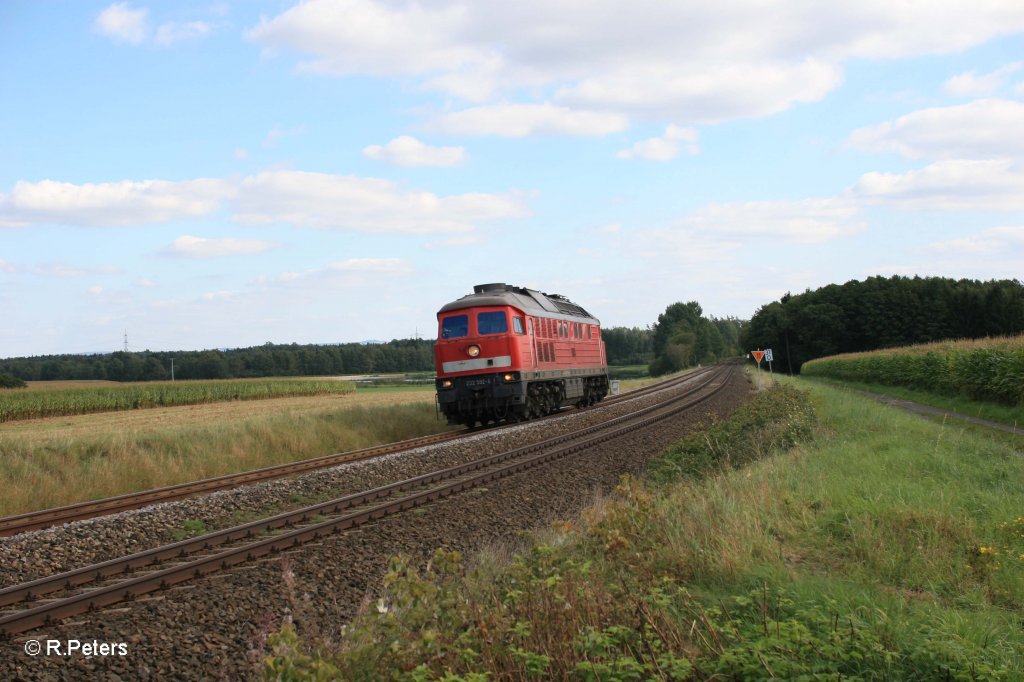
[0,368,710,537]
[0,363,733,638]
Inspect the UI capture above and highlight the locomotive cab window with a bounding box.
[477,311,508,335]
[441,315,468,339]
[513,317,525,334]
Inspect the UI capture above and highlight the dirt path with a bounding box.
[842,387,1024,437]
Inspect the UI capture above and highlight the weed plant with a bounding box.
[263,376,1024,680]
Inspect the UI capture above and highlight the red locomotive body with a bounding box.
[435,283,609,426]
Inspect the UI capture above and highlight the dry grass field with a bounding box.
[0,377,659,516]
[0,385,443,516]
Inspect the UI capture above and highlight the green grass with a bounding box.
[807,376,1024,431]
[263,373,1024,680]
[0,378,356,422]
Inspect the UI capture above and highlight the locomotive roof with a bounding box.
[437,283,600,323]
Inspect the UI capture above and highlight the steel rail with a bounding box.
[0,364,733,637]
[0,368,710,537]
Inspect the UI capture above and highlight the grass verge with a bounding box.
[807,376,1024,431]
[263,373,1024,680]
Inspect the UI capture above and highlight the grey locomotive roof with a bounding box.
[437,283,599,323]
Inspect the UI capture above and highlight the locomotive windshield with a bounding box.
[441,314,468,339]
[477,311,508,335]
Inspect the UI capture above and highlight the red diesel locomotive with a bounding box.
[434,283,609,426]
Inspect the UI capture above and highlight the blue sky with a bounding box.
[2,1,1023,358]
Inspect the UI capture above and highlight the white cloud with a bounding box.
[0,178,229,227]
[1,172,526,233]
[31,263,120,278]
[362,136,466,167]
[679,198,864,244]
[234,148,250,160]
[422,235,481,249]
[558,58,841,123]
[246,0,482,76]
[264,258,413,287]
[328,258,411,273]
[850,159,1024,211]
[927,225,1024,254]
[943,62,1023,97]
[0,259,16,273]
[246,0,1024,129]
[135,278,157,288]
[431,102,628,137]
[847,99,1024,160]
[94,3,149,45]
[232,170,529,233]
[154,21,211,47]
[162,235,284,259]
[617,125,698,161]
[262,126,305,148]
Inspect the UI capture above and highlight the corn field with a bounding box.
[0,379,355,422]
[801,335,1024,405]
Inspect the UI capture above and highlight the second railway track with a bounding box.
[0,363,734,638]
[0,368,707,538]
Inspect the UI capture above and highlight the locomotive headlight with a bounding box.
[503,373,515,382]
[467,345,481,357]
[441,379,453,388]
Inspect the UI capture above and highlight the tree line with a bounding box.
[0,340,437,382]
[1,313,744,383]
[25,274,1013,383]
[741,276,1024,374]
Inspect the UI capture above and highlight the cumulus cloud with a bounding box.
[431,102,628,137]
[94,3,149,45]
[943,62,1023,97]
[850,159,1024,211]
[262,125,305,148]
[1,172,527,233]
[266,258,413,287]
[362,136,466,167]
[161,235,284,259]
[232,170,529,233]
[94,3,214,47]
[245,0,1024,128]
[679,198,864,244]
[0,178,229,227]
[846,99,1024,159]
[927,225,1024,254]
[558,58,841,123]
[31,263,120,278]
[154,21,211,47]
[617,125,698,161]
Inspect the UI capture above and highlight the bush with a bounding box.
[0,373,27,389]
[648,382,816,483]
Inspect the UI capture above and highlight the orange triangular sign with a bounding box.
[751,350,765,363]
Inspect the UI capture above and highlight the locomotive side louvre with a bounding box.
[435,283,609,426]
